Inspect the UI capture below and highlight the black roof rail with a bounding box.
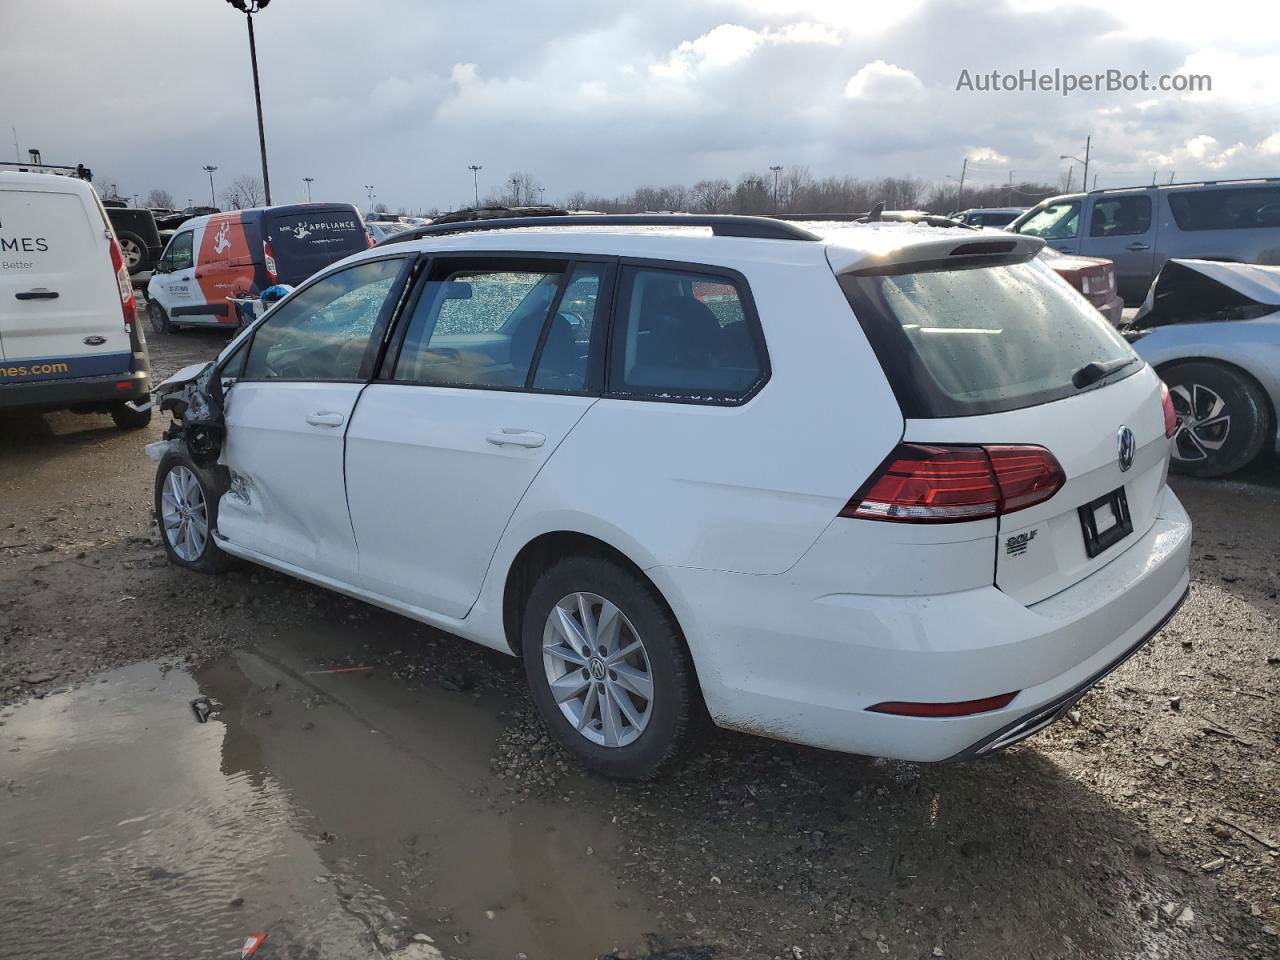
[383,213,823,245]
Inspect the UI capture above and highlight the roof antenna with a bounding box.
[867,201,884,222]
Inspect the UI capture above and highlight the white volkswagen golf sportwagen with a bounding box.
[151,213,1191,779]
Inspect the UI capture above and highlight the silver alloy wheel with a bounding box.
[542,592,654,748]
[1169,382,1231,463]
[120,237,143,270]
[161,465,209,562]
[149,301,166,334]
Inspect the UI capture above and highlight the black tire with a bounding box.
[521,554,701,780]
[118,231,147,276]
[1164,361,1270,478]
[154,450,229,574]
[148,300,176,335]
[110,401,152,429]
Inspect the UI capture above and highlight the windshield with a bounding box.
[840,258,1138,417]
[1014,201,1081,240]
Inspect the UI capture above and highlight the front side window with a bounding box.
[609,266,766,402]
[1167,187,1280,231]
[1090,195,1152,237]
[242,257,403,381]
[165,231,194,271]
[1015,201,1081,240]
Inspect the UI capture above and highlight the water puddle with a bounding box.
[0,644,653,959]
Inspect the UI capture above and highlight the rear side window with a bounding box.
[840,258,1138,417]
[1089,195,1152,236]
[1167,187,1280,231]
[608,266,766,403]
[1015,201,1080,240]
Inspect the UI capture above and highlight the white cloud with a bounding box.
[651,22,840,79]
[843,60,924,102]
[968,146,1010,165]
[1260,133,1280,156]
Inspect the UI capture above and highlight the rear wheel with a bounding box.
[521,555,700,780]
[118,232,147,275]
[1164,361,1270,477]
[154,452,229,573]
[110,401,152,429]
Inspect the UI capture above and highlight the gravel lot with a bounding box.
[1,321,1277,960]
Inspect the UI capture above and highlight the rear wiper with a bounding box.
[1072,356,1137,389]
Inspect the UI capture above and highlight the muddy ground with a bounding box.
[1,322,1277,960]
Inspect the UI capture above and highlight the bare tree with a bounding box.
[145,188,175,209]
[690,178,732,213]
[222,175,265,210]
[500,171,542,206]
[732,174,771,214]
[373,202,389,213]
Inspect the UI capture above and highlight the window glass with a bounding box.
[610,267,765,401]
[394,266,564,387]
[1015,201,1080,240]
[1167,187,1280,231]
[1089,195,1152,237]
[531,264,603,392]
[166,231,194,271]
[242,258,402,380]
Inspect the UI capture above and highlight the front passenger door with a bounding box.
[217,255,410,580]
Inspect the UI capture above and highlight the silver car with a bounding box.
[1128,259,1280,476]
[1010,178,1280,304]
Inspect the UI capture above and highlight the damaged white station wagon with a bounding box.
[151,213,1191,779]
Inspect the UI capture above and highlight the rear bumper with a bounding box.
[0,369,150,413]
[652,488,1192,761]
[1093,293,1124,326]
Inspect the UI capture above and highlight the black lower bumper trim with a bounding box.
[945,584,1191,762]
[0,371,150,413]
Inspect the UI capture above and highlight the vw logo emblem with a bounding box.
[588,658,607,681]
[1117,425,1136,472]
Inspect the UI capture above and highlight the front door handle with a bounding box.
[306,411,345,427]
[1125,242,1151,251]
[486,429,545,448]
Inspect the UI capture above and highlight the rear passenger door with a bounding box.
[344,256,612,619]
[1082,192,1156,302]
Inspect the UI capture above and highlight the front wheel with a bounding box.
[154,451,229,573]
[521,555,701,780]
[1164,362,1270,477]
[148,300,175,335]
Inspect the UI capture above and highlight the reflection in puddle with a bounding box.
[0,651,653,959]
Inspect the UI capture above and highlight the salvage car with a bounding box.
[1038,248,1123,325]
[150,213,1190,779]
[1010,178,1280,304]
[1127,258,1280,476]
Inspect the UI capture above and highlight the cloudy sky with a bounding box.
[2,0,1277,212]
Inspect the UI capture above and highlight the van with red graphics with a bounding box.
[146,203,369,333]
[0,171,151,428]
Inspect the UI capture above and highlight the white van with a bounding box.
[0,171,152,427]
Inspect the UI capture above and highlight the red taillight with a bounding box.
[263,240,278,282]
[1160,381,1178,438]
[108,236,137,330]
[841,443,1064,523]
[867,692,1018,717]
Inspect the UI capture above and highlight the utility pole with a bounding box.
[1065,166,1073,192]
[1007,171,1014,206]
[1168,170,1175,184]
[769,165,783,211]
[956,157,967,210]
[468,164,482,206]
[364,184,374,213]
[1093,173,1099,190]
[302,176,313,202]
[202,165,218,206]
[1081,135,1090,195]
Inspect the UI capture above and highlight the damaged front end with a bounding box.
[1125,259,1280,340]
[146,362,226,467]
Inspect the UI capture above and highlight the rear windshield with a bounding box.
[840,258,1138,417]
[265,208,367,279]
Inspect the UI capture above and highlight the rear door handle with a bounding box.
[15,289,59,300]
[306,411,345,427]
[486,429,545,448]
[1125,242,1151,251]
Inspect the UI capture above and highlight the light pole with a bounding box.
[224,0,273,205]
[302,176,313,202]
[364,185,375,213]
[467,164,482,206]
[510,176,520,205]
[1060,135,1090,195]
[202,165,218,206]
[538,186,545,205]
[769,165,783,211]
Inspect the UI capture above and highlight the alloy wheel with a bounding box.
[1169,382,1231,463]
[542,592,654,748]
[161,466,209,562]
[120,237,143,270]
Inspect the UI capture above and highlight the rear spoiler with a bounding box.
[827,232,1045,276]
